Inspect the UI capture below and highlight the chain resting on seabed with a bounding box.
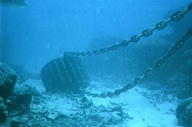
[64,2,192,98]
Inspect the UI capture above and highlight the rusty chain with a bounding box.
[84,27,192,98]
[64,2,192,57]
[63,2,192,98]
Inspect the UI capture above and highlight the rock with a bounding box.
[6,92,32,114]
[0,97,8,123]
[14,84,40,97]
[10,119,23,127]
[10,64,40,84]
[14,79,45,96]
[0,63,17,99]
[10,116,28,127]
[28,94,129,127]
[176,97,192,127]
[6,80,43,114]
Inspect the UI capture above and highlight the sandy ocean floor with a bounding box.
[23,79,182,127]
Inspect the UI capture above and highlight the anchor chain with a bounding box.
[84,28,192,98]
[64,2,192,57]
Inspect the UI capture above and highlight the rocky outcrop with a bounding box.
[6,92,32,114]
[14,80,45,97]
[176,97,192,127]
[0,63,17,99]
[0,63,34,126]
[0,97,8,123]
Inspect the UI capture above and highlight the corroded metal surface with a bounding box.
[41,55,89,93]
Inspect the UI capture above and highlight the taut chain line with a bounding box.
[84,28,192,98]
[64,2,192,98]
[64,2,192,57]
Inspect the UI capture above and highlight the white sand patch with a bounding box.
[29,79,181,127]
[86,80,181,127]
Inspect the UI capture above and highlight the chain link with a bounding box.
[142,29,154,37]
[156,21,168,30]
[171,11,184,21]
[62,2,192,98]
[64,2,192,57]
[85,28,192,98]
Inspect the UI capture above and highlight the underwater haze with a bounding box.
[1,0,192,127]
[1,0,190,72]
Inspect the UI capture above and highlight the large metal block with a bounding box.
[40,55,89,93]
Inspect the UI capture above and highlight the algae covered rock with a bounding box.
[0,63,17,99]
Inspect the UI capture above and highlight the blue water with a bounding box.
[1,1,192,127]
[1,0,191,72]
